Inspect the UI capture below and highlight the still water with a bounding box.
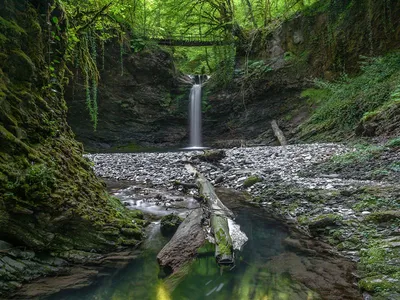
[49,201,321,300]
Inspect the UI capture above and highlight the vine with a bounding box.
[46,1,125,130]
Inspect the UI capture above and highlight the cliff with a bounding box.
[66,44,189,151]
[0,0,144,296]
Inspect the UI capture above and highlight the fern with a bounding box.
[391,84,400,102]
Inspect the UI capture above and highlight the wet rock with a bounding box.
[7,249,35,260]
[214,175,224,184]
[243,175,262,188]
[121,227,143,239]
[365,211,400,223]
[56,250,103,264]
[160,214,183,236]
[194,150,226,163]
[308,214,341,232]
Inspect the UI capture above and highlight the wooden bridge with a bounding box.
[142,32,233,46]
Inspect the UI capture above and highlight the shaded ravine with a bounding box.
[46,182,361,300]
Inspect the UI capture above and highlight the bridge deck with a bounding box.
[143,32,232,46]
[154,39,230,46]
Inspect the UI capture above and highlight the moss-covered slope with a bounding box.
[0,0,144,295]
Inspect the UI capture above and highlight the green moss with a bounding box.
[160,214,183,236]
[243,175,262,188]
[353,194,400,212]
[386,137,400,148]
[301,88,331,106]
[121,227,144,239]
[0,2,146,274]
[196,241,214,255]
[215,228,232,256]
[0,16,26,36]
[301,52,400,137]
[359,275,400,293]
[365,211,400,223]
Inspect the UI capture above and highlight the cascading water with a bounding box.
[184,75,209,150]
[189,84,203,148]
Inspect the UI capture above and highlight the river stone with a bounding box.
[308,214,341,231]
[366,211,400,223]
[160,214,183,236]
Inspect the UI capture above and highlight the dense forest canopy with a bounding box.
[62,0,319,37]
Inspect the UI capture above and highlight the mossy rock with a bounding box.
[121,227,143,239]
[365,211,400,223]
[359,275,400,293]
[160,214,183,236]
[308,214,342,231]
[4,50,36,82]
[195,150,226,163]
[243,176,262,188]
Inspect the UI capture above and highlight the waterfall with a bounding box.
[182,74,209,150]
[189,84,203,148]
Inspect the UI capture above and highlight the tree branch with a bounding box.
[77,2,113,33]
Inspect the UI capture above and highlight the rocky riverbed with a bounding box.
[87,143,400,300]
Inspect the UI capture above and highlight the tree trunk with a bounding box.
[157,208,206,274]
[271,120,288,146]
[186,164,235,266]
[244,0,258,28]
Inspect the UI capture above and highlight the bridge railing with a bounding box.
[139,30,233,46]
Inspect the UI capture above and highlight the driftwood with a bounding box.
[173,181,198,190]
[157,208,206,274]
[157,165,238,276]
[271,120,287,146]
[186,164,235,266]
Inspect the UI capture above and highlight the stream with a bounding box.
[50,201,316,299]
[48,181,360,300]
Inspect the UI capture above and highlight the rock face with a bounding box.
[66,45,189,150]
[0,1,144,297]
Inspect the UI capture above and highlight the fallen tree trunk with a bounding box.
[271,120,287,146]
[186,165,235,266]
[157,165,242,276]
[157,208,206,274]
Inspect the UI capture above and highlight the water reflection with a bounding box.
[167,206,319,300]
[49,206,320,300]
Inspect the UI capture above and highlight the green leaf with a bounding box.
[52,16,59,24]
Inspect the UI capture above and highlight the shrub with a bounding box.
[302,52,400,134]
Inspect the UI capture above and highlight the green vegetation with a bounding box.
[354,196,400,213]
[160,214,183,236]
[301,53,400,137]
[0,0,145,263]
[243,175,262,188]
